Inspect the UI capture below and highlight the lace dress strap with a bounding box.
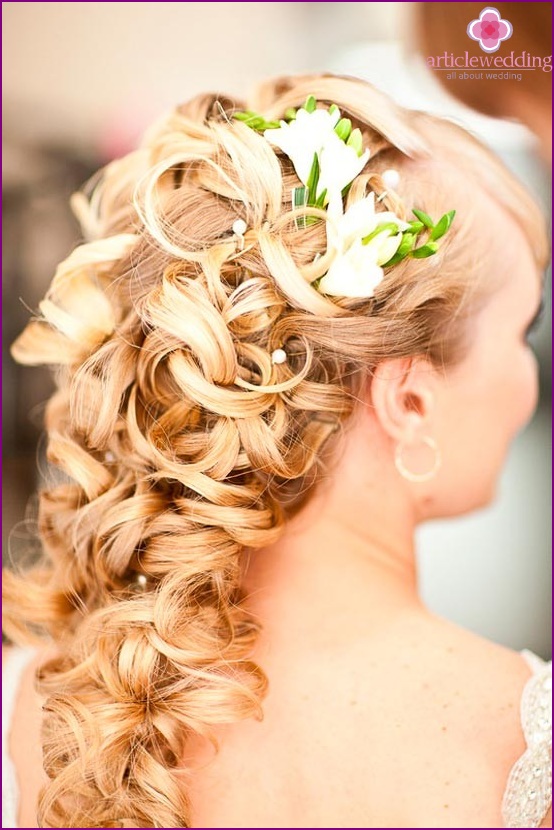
[2,645,38,830]
[501,650,552,828]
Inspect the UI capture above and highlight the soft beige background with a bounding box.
[2,2,551,657]
[3,2,398,150]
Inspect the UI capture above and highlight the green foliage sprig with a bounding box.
[382,209,456,267]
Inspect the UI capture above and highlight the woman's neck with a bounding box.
[240,423,424,649]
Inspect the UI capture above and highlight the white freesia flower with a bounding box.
[260,100,415,299]
[317,132,370,208]
[329,191,410,248]
[319,192,409,298]
[264,106,369,205]
[264,107,340,187]
[370,231,404,266]
[318,239,385,298]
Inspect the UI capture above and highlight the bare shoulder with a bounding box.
[396,607,537,703]
[313,607,536,740]
[3,643,53,829]
[187,608,540,827]
[328,610,542,826]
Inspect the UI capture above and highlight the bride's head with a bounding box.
[5,73,549,828]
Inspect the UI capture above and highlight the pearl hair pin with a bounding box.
[377,169,401,202]
[381,168,400,189]
[271,348,287,364]
[232,218,247,250]
[232,219,247,235]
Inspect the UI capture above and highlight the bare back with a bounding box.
[183,609,550,828]
[4,611,552,828]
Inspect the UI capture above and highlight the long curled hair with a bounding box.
[3,73,548,827]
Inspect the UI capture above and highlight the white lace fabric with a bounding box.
[501,649,552,828]
[2,645,552,828]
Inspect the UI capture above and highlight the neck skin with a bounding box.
[241,406,427,651]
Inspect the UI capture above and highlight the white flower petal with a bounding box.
[317,137,369,204]
[327,193,408,257]
[366,231,403,265]
[318,241,385,298]
[263,123,313,184]
[295,107,341,131]
[335,193,377,245]
[264,108,341,186]
[373,211,411,231]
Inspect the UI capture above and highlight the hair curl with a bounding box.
[3,73,548,828]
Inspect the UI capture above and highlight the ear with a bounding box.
[366,356,438,443]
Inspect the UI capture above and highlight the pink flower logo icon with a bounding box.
[467,6,513,53]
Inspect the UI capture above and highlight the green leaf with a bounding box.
[305,214,321,226]
[233,111,267,130]
[334,118,352,142]
[314,188,327,208]
[305,152,320,196]
[233,110,256,123]
[346,128,364,156]
[412,208,434,229]
[292,187,308,229]
[304,95,317,113]
[293,187,309,208]
[429,209,456,241]
[362,222,399,245]
[284,107,297,121]
[408,220,425,234]
[382,232,416,266]
[383,253,404,267]
[411,242,439,258]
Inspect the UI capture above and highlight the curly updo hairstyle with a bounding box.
[3,73,548,827]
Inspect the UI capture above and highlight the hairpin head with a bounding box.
[232,218,247,236]
[271,347,287,364]
[134,573,148,592]
[381,168,400,190]
[232,218,247,250]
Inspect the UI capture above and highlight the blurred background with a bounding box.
[3,2,551,658]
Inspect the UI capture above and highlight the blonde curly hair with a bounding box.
[3,73,548,828]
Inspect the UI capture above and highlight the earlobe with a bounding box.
[368,357,436,443]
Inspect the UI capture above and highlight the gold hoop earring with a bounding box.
[395,436,441,483]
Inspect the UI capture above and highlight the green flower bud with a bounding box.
[411,242,440,258]
[429,210,456,241]
[346,128,364,157]
[412,208,434,229]
[334,118,352,142]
